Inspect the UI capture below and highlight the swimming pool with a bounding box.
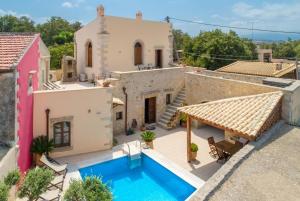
[79,153,196,201]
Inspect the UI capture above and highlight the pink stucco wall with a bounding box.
[16,36,40,172]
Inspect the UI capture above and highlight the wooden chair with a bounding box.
[208,137,230,163]
[207,137,218,158]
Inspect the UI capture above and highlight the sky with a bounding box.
[1,0,300,41]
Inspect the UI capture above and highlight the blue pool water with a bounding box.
[79,153,196,201]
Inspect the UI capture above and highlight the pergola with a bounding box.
[178,92,283,162]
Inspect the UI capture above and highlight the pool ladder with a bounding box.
[125,140,142,169]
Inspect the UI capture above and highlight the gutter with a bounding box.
[122,87,128,134]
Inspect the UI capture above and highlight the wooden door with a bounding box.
[145,97,156,124]
[155,49,162,68]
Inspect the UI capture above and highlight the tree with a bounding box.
[0,15,35,32]
[18,168,54,201]
[64,177,112,201]
[49,43,74,69]
[53,31,74,45]
[0,182,9,201]
[36,17,81,46]
[179,29,256,70]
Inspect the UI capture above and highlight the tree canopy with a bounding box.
[0,15,81,69]
[174,29,257,70]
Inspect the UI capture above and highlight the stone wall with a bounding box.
[185,72,279,105]
[111,67,186,134]
[0,72,15,141]
[198,69,265,84]
[185,72,300,126]
[0,146,17,180]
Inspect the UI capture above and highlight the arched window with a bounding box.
[53,121,71,147]
[134,42,143,65]
[86,41,93,67]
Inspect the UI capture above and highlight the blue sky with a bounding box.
[1,0,300,40]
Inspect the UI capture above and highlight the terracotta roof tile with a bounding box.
[216,61,296,77]
[0,33,37,71]
[178,92,283,140]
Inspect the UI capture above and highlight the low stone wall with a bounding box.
[0,72,16,141]
[190,121,284,201]
[111,67,187,134]
[0,146,17,180]
[198,69,265,84]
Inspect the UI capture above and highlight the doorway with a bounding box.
[155,49,162,68]
[145,97,156,124]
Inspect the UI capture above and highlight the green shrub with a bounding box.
[191,143,198,152]
[63,179,85,201]
[18,167,54,201]
[0,182,9,201]
[141,131,156,142]
[31,136,54,154]
[83,176,112,201]
[180,113,187,122]
[4,169,20,187]
[64,177,112,201]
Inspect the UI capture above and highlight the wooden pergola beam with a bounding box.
[187,115,192,162]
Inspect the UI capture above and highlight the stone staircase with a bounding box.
[157,87,186,129]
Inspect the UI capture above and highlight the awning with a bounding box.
[178,91,283,141]
[113,97,124,107]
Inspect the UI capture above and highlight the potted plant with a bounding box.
[31,136,54,166]
[141,131,156,149]
[180,113,187,128]
[190,143,198,161]
[140,124,146,131]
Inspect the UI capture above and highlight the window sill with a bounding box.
[53,146,73,152]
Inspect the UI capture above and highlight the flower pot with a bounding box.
[145,141,153,149]
[33,153,43,166]
[190,151,197,161]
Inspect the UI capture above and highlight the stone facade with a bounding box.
[75,7,173,78]
[0,72,16,141]
[111,67,186,134]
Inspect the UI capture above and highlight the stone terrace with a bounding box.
[116,126,224,181]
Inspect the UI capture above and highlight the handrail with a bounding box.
[125,143,131,156]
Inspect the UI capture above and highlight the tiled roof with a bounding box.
[0,33,37,71]
[216,61,296,77]
[178,92,283,140]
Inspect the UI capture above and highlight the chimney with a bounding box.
[97,5,104,17]
[136,11,142,21]
[276,63,283,71]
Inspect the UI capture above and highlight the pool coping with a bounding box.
[59,144,204,200]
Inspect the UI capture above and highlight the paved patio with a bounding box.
[115,125,224,181]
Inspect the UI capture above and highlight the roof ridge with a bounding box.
[0,32,38,36]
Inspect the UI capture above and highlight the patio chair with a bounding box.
[40,154,67,175]
[39,189,61,201]
[48,174,65,191]
[207,137,218,158]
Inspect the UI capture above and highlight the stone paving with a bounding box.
[207,124,300,201]
[116,125,224,181]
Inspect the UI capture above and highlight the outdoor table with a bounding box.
[215,140,243,156]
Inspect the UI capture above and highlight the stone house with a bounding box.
[0,33,49,173]
[74,5,173,79]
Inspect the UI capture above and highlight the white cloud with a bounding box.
[0,9,31,18]
[62,2,75,8]
[62,0,86,8]
[233,2,300,20]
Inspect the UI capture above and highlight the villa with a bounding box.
[0,4,300,201]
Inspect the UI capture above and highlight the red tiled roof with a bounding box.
[0,33,38,71]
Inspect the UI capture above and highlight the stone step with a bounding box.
[175,96,185,102]
[172,102,182,107]
[159,118,170,124]
[161,115,172,121]
[157,122,172,130]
